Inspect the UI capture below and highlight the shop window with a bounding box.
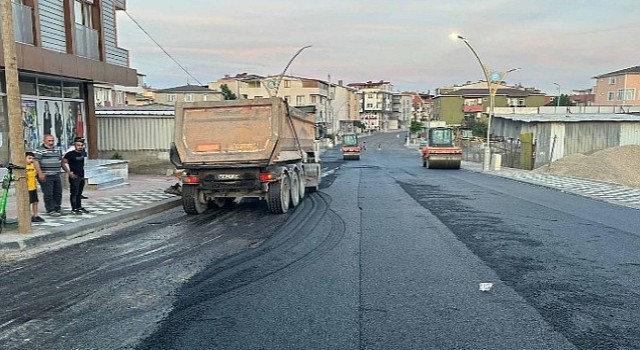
[19,74,37,96]
[63,82,83,99]
[38,79,62,97]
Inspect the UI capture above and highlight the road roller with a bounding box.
[421,127,462,169]
[341,133,362,160]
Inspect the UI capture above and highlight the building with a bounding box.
[432,81,546,126]
[209,74,359,138]
[391,93,413,130]
[570,88,595,106]
[0,0,137,161]
[592,66,640,106]
[492,111,640,168]
[154,85,222,105]
[94,73,151,107]
[348,80,394,132]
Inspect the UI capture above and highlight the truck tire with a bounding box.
[267,173,290,214]
[290,171,300,208]
[298,170,306,200]
[182,185,206,215]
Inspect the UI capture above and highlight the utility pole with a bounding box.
[2,0,32,234]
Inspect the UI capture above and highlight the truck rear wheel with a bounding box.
[267,174,290,214]
[182,185,206,215]
[290,172,300,208]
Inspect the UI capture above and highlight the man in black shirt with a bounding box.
[63,137,89,214]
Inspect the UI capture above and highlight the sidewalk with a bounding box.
[407,142,640,210]
[461,161,640,210]
[0,174,182,250]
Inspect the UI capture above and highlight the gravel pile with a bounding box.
[533,145,640,189]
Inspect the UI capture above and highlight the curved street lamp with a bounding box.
[456,35,519,171]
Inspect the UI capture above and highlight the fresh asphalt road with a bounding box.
[1,132,639,350]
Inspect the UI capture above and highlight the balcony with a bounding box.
[75,23,99,60]
[11,2,34,44]
[463,105,484,113]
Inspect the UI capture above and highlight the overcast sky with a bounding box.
[116,0,640,94]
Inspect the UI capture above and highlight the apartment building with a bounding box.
[391,93,413,130]
[348,80,394,132]
[432,81,545,126]
[592,66,640,106]
[0,0,137,160]
[154,85,222,106]
[209,74,358,137]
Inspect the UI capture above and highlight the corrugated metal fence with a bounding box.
[96,113,174,152]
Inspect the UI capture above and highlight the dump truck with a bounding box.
[340,133,361,160]
[169,97,321,215]
[421,126,462,169]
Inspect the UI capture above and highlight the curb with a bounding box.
[0,196,182,251]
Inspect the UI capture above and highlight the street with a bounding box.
[1,132,639,350]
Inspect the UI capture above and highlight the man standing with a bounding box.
[33,134,64,216]
[63,137,89,214]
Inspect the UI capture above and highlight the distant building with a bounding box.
[571,88,595,106]
[347,80,394,132]
[432,81,546,126]
[592,66,640,106]
[209,74,358,138]
[154,85,222,106]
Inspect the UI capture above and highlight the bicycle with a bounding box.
[0,163,25,234]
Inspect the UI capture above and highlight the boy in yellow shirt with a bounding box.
[26,152,45,222]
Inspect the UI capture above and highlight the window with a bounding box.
[37,79,62,97]
[296,95,304,105]
[607,92,615,101]
[74,0,93,27]
[284,80,291,88]
[18,75,37,96]
[203,94,208,101]
[366,103,373,108]
[167,94,177,102]
[311,96,317,103]
[617,88,635,101]
[115,91,123,105]
[63,82,82,99]
[609,77,616,85]
[248,81,261,88]
[184,93,194,102]
[254,96,263,99]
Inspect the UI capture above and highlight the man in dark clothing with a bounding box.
[33,134,64,216]
[63,137,89,214]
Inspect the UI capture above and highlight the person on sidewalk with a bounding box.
[63,137,90,215]
[25,152,45,223]
[33,134,64,217]
[65,137,88,200]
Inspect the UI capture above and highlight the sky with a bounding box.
[116,0,640,95]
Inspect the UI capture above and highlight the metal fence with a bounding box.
[460,139,535,170]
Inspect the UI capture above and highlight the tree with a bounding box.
[410,120,424,134]
[220,84,237,100]
[546,94,573,106]
[353,121,366,130]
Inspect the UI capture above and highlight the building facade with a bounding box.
[432,82,546,126]
[592,66,640,106]
[153,85,222,106]
[209,74,359,138]
[0,0,137,161]
[348,80,394,132]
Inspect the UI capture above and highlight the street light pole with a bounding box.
[456,35,520,171]
[457,35,494,171]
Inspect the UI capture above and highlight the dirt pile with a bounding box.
[533,145,640,189]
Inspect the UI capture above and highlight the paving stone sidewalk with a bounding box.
[462,161,640,210]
